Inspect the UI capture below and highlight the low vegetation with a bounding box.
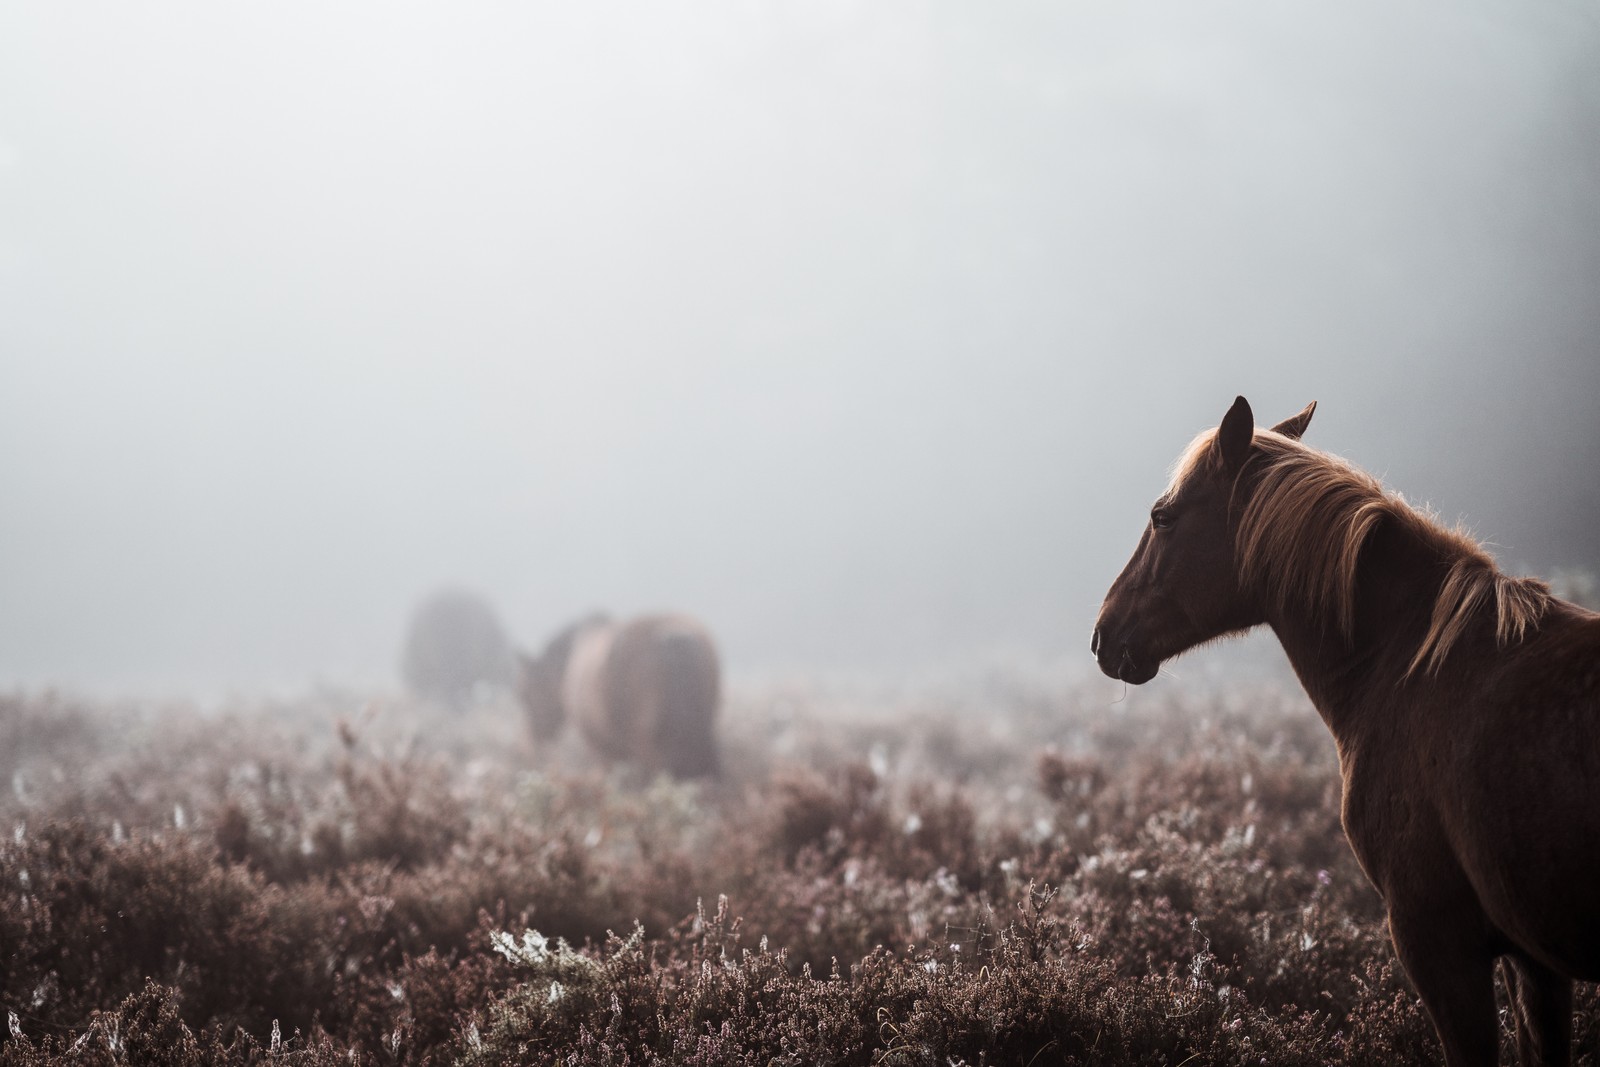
[2,672,1595,1063]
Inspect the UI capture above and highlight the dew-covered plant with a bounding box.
[4,679,1593,1064]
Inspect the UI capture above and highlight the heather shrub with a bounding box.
[4,675,1587,1063]
[0,980,360,1066]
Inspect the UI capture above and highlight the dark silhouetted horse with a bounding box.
[1093,397,1600,1066]
[517,613,721,779]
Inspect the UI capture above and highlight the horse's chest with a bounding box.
[1334,750,1430,898]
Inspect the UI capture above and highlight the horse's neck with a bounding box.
[1265,522,1450,744]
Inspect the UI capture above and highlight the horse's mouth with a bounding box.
[1113,648,1159,685]
[1091,632,1159,685]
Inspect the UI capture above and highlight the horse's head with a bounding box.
[1091,396,1315,684]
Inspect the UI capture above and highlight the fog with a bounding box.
[3,1,1598,695]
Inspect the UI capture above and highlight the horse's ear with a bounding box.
[1217,396,1254,471]
[1270,401,1317,441]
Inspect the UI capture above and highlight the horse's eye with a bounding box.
[1151,508,1174,530]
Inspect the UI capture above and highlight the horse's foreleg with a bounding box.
[1503,954,1572,1067]
[1387,910,1499,1067]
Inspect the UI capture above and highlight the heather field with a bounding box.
[3,674,1595,1065]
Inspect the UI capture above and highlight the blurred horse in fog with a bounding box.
[1093,396,1600,1067]
[400,588,515,711]
[516,613,722,779]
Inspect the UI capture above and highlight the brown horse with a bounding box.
[516,613,722,779]
[1093,397,1600,1066]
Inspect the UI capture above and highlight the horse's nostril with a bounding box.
[1090,627,1102,657]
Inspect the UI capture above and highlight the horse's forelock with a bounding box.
[1164,429,1220,498]
[1165,426,1311,499]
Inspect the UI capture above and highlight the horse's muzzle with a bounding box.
[1090,625,1158,685]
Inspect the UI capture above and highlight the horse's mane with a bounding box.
[1172,429,1551,677]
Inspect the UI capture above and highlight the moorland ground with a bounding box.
[3,669,1595,1064]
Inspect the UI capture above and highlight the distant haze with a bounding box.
[3,1,1598,694]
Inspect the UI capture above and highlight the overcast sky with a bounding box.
[3,1,1598,694]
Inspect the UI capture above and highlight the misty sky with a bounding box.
[3,1,1598,694]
